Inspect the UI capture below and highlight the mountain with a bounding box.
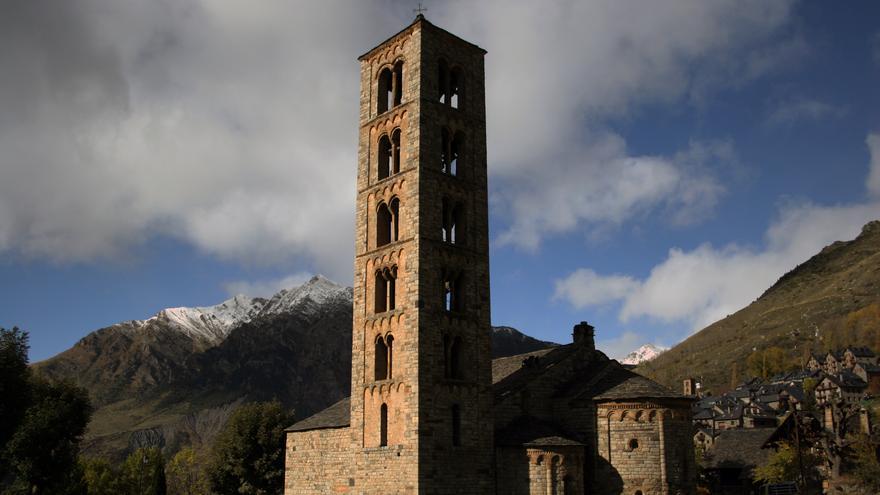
[34,276,554,458]
[491,326,557,358]
[639,220,880,392]
[620,344,667,365]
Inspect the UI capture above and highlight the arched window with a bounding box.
[378,68,393,114]
[375,336,388,380]
[393,60,403,107]
[450,131,463,176]
[443,335,463,379]
[377,203,392,246]
[450,336,462,379]
[438,60,463,109]
[378,135,392,180]
[377,130,401,181]
[391,128,401,175]
[451,404,461,446]
[441,198,464,245]
[374,334,394,380]
[442,271,463,312]
[438,60,448,104]
[440,128,463,176]
[550,456,560,495]
[375,266,397,313]
[385,334,394,379]
[449,67,463,109]
[380,403,388,447]
[377,198,399,247]
[377,61,404,115]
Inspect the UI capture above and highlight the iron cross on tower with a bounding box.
[414,3,427,16]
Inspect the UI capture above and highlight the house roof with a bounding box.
[856,363,880,373]
[285,397,351,432]
[845,346,876,358]
[823,371,868,389]
[702,427,777,470]
[491,348,555,384]
[587,365,689,402]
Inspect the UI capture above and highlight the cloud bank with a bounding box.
[555,136,880,333]
[0,0,801,275]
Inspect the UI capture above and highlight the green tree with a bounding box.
[754,441,821,486]
[81,457,120,495]
[4,376,92,494]
[850,434,880,493]
[746,346,790,379]
[119,447,166,495]
[0,327,32,454]
[166,447,208,495]
[205,401,295,495]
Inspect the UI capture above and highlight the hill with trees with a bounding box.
[640,220,880,393]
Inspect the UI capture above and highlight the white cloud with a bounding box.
[223,272,313,298]
[867,133,880,197]
[0,0,801,271]
[555,134,880,332]
[558,201,880,333]
[494,137,730,250]
[554,268,638,308]
[764,97,845,128]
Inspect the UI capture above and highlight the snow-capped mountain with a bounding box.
[119,275,348,345]
[620,344,667,365]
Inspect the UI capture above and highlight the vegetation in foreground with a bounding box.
[1,327,293,495]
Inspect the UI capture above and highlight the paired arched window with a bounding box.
[442,271,463,312]
[375,334,394,380]
[451,404,461,446]
[441,198,464,245]
[380,403,388,447]
[438,60,463,109]
[377,129,401,180]
[377,198,400,246]
[375,266,397,313]
[440,128,464,176]
[443,335,463,380]
[377,61,404,114]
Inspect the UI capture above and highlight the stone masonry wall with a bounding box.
[285,427,353,494]
[596,402,695,495]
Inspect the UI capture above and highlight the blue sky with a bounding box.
[1,0,879,362]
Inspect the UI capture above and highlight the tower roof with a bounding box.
[357,15,486,61]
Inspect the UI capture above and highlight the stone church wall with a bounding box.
[285,427,353,494]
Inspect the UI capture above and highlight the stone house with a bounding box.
[814,371,866,406]
[842,346,877,368]
[852,362,880,394]
[283,15,694,495]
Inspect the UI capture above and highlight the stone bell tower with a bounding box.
[350,14,493,493]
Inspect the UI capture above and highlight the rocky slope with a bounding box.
[639,220,880,392]
[35,276,554,458]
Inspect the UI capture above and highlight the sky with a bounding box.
[1,0,879,362]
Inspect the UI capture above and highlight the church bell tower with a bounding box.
[350,14,494,493]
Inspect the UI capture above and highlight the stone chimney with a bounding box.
[572,322,595,351]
